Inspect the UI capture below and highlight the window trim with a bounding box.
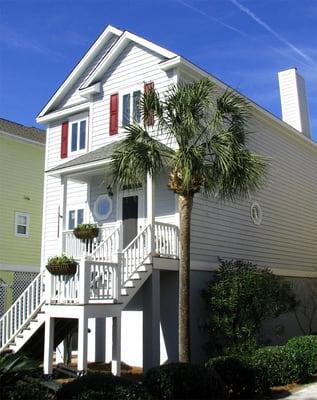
[68,113,88,155]
[93,194,113,221]
[15,212,30,237]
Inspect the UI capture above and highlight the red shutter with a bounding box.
[144,82,155,126]
[109,93,119,135]
[61,121,68,159]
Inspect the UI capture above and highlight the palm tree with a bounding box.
[111,78,266,363]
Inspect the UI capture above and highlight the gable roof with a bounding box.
[0,118,45,145]
[37,25,176,121]
[80,30,176,89]
[37,25,123,119]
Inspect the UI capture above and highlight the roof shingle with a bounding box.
[0,118,45,144]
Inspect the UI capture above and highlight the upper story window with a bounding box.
[122,90,141,127]
[69,114,88,154]
[61,113,88,159]
[15,212,29,237]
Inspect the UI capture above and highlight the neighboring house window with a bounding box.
[93,195,112,220]
[122,90,141,126]
[68,208,84,229]
[15,212,29,237]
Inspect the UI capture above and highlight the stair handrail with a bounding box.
[121,224,152,286]
[89,226,120,262]
[0,271,45,350]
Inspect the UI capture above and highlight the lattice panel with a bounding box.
[12,272,37,302]
[0,280,7,317]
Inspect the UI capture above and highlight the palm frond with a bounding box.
[111,124,172,188]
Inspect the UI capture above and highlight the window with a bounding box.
[93,195,112,220]
[15,212,29,237]
[69,115,87,154]
[68,209,84,229]
[250,202,262,225]
[121,90,141,127]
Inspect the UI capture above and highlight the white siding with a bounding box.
[191,115,317,275]
[58,34,118,109]
[42,175,60,263]
[91,42,173,150]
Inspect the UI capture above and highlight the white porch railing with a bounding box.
[121,224,152,286]
[155,222,179,258]
[50,259,119,304]
[62,225,116,259]
[89,227,120,262]
[0,272,44,350]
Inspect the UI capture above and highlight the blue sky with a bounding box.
[0,0,316,141]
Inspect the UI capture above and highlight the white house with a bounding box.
[0,25,316,376]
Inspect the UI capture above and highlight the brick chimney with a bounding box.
[278,68,311,138]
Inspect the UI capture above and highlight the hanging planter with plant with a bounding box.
[73,223,99,240]
[46,255,78,276]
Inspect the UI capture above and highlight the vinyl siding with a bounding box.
[0,135,44,268]
[190,115,317,274]
[57,34,118,109]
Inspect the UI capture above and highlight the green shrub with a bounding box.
[206,356,269,398]
[144,363,213,399]
[249,337,317,387]
[3,378,53,400]
[286,335,317,381]
[249,346,295,387]
[56,372,149,400]
[0,352,38,388]
[202,260,296,355]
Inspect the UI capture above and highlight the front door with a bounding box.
[122,196,138,248]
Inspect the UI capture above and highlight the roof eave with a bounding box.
[37,25,122,119]
[160,57,317,150]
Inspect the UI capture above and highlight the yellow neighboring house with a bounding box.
[0,118,45,316]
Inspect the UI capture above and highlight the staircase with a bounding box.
[0,222,179,355]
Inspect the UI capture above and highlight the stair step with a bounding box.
[22,327,31,331]
[30,319,39,323]
[9,342,16,346]
[17,334,24,338]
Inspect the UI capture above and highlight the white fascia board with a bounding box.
[37,25,122,118]
[81,31,177,89]
[36,102,90,124]
[46,158,111,177]
[160,57,317,151]
[79,82,102,99]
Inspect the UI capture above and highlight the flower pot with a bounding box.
[73,228,99,240]
[46,262,78,276]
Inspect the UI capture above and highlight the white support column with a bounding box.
[43,316,54,376]
[143,269,160,371]
[146,173,155,255]
[77,310,88,373]
[111,314,121,376]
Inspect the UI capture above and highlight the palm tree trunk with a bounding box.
[178,194,193,363]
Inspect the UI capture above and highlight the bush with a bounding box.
[206,356,269,398]
[56,372,149,400]
[202,259,296,355]
[3,378,53,400]
[249,337,317,387]
[249,346,295,387]
[144,363,213,399]
[286,335,317,381]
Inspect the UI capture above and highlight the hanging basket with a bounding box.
[46,262,78,276]
[73,227,99,240]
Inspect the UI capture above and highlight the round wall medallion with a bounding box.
[93,194,112,220]
[250,201,262,225]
